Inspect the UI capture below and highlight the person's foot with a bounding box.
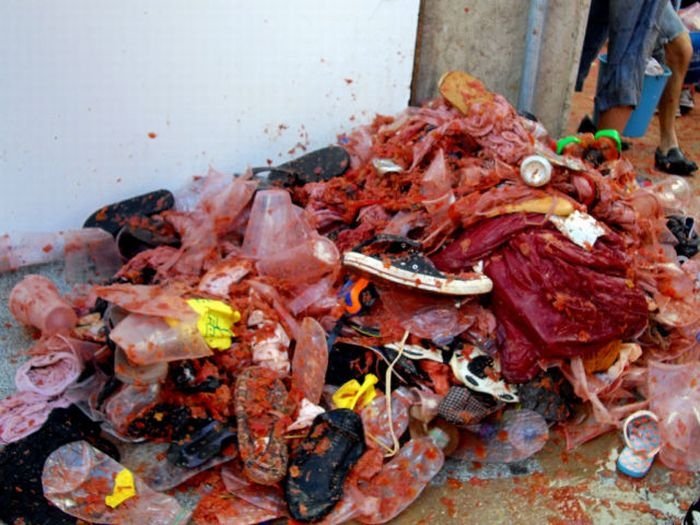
[654,147,698,176]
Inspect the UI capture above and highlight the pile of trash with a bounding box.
[0,71,699,524]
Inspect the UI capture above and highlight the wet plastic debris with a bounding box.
[0,70,698,524]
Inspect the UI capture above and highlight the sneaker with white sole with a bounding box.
[342,235,492,296]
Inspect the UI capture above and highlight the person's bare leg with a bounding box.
[598,105,633,133]
[658,31,692,153]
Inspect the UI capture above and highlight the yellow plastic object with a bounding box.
[186,298,241,350]
[105,468,136,509]
[438,70,495,115]
[487,196,574,217]
[332,374,379,410]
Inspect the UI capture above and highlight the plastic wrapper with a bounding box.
[649,361,700,471]
[42,440,190,524]
[249,317,291,375]
[291,317,329,404]
[9,274,78,334]
[109,313,212,365]
[197,258,252,297]
[94,283,198,323]
[451,409,549,463]
[357,437,445,524]
[0,390,72,444]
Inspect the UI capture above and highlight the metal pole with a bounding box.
[517,0,549,116]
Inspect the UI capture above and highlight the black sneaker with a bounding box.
[284,409,365,522]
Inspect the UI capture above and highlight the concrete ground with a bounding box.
[0,60,699,524]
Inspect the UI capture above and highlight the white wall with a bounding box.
[0,0,420,233]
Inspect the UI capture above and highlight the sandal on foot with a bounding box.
[655,147,698,176]
[616,410,661,478]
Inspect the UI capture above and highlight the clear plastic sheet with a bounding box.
[42,440,190,524]
[109,313,212,365]
[451,409,549,463]
[0,229,121,284]
[649,361,700,471]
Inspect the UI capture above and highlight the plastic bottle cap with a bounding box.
[555,136,581,155]
[594,129,622,152]
[520,155,552,187]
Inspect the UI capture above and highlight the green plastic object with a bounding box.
[556,136,582,155]
[594,129,622,152]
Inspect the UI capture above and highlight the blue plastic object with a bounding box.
[595,54,671,138]
[685,31,700,85]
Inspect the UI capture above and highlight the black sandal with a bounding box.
[655,147,698,176]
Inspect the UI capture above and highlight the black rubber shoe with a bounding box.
[284,409,365,522]
[655,147,698,176]
[83,189,175,237]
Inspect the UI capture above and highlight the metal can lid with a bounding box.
[520,155,552,187]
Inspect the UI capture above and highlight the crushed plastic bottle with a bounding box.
[42,440,191,524]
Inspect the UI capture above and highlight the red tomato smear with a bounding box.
[439,496,458,518]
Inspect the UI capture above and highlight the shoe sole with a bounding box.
[342,252,493,295]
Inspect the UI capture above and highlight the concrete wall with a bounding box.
[0,0,420,233]
[412,0,591,137]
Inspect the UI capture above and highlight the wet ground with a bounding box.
[1,60,699,524]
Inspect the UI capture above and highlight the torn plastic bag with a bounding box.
[109,313,212,365]
[15,351,82,397]
[0,390,72,444]
[649,361,700,471]
[9,274,78,335]
[435,217,648,382]
[379,284,472,345]
[357,437,445,524]
[221,463,287,515]
[42,440,190,524]
[94,283,199,323]
[291,317,329,404]
[0,229,121,283]
[451,409,549,463]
